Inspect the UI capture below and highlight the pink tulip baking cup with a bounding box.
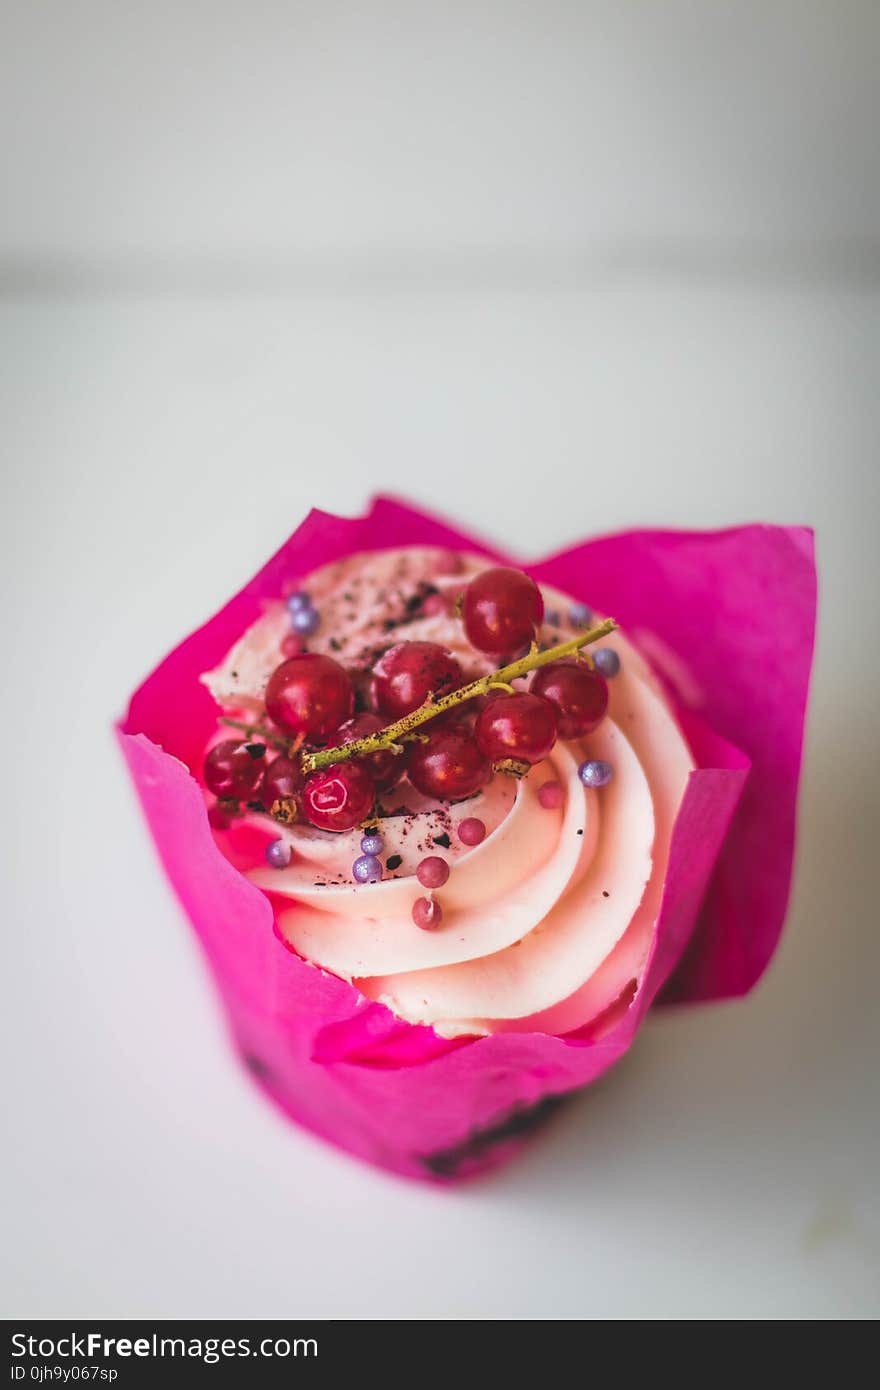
[118,497,816,1180]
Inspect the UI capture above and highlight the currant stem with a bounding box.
[300,617,617,774]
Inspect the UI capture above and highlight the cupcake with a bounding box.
[119,498,816,1179]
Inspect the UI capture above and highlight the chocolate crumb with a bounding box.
[432,832,452,849]
[577,828,584,835]
[602,890,610,897]
[386,854,403,871]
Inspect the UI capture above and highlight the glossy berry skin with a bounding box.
[416,855,450,889]
[412,896,443,930]
[531,660,609,738]
[265,653,354,739]
[458,817,486,846]
[302,761,375,832]
[474,692,558,765]
[329,712,408,793]
[360,832,385,856]
[462,566,544,655]
[407,727,492,801]
[208,801,234,829]
[260,755,304,812]
[203,740,266,799]
[371,641,462,719]
[286,591,311,613]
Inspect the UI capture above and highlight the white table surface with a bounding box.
[2,1,879,1321]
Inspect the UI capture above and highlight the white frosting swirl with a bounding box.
[203,547,693,1037]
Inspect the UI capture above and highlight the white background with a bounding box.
[2,2,879,1319]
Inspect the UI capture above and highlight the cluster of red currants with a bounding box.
[204,566,609,834]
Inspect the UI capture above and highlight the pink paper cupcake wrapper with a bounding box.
[118,497,816,1180]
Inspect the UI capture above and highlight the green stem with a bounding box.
[300,617,617,775]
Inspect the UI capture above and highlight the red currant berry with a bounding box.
[531,660,609,738]
[260,755,304,815]
[203,740,267,799]
[416,855,450,888]
[412,896,443,930]
[208,801,233,829]
[302,761,375,832]
[458,817,486,846]
[372,641,462,719]
[407,727,492,801]
[462,566,544,655]
[329,712,408,793]
[265,653,354,740]
[474,691,558,765]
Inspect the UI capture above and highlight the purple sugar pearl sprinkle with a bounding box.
[353,854,383,884]
[286,591,311,614]
[360,833,385,856]
[578,758,614,788]
[265,838,292,869]
[592,647,621,678]
[569,602,593,628]
[291,605,321,636]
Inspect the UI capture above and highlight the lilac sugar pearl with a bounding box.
[265,838,292,869]
[352,854,383,884]
[291,605,321,636]
[592,647,621,678]
[360,832,385,856]
[569,602,593,628]
[578,759,614,788]
[286,591,311,613]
